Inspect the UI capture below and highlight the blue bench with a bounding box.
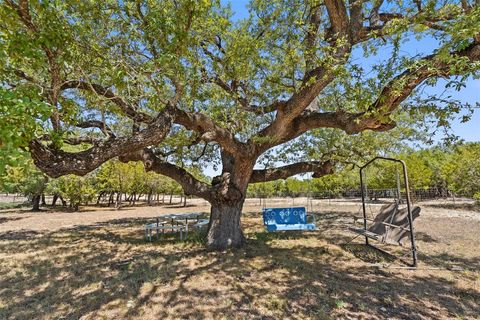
[262,207,316,232]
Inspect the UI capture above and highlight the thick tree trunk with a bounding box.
[31,194,41,211]
[206,199,246,250]
[60,195,67,206]
[52,194,59,206]
[204,151,254,250]
[108,192,114,206]
[115,192,122,209]
[147,190,152,205]
[96,191,104,205]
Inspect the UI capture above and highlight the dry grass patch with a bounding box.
[0,202,479,319]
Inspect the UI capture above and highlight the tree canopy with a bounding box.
[1,0,479,248]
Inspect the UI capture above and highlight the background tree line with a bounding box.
[0,158,193,211]
[248,142,480,201]
[2,141,479,211]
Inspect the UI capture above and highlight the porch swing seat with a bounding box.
[263,207,316,232]
[349,203,421,245]
[348,227,383,241]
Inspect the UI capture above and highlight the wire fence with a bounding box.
[0,194,29,204]
[248,187,458,202]
[1,187,466,210]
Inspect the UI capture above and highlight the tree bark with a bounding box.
[31,194,41,211]
[96,191,104,205]
[108,192,114,206]
[52,194,59,206]
[206,199,246,250]
[204,151,254,249]
[147,190,152,205]
[60,195,67,206]
[115,192,122,209]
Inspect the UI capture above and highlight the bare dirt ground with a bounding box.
[0,198,479,319]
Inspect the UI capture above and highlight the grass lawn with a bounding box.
[0,202,26,210]
[0,200,479,319]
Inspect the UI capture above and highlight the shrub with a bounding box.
[474,192,480,205]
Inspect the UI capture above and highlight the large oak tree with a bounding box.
[1,0,479,249]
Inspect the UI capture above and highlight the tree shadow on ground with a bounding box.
[340,243,397,264]
[415,232,439,243]
[423,203,480,212]
[0,213,479,319]
[0,229,42,240]
[0,208,31,214]
[161,203,198,209]
[418,252,480,271]
[0,216,24,224]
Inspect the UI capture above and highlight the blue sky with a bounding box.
[223,0,480,142]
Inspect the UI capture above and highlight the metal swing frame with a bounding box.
[358,156,418,267]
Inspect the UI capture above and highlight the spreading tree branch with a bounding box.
[172,108,246,154]
[367,42,480,117]
[76,120,116,139]
[61,80,153,123]
[250,0,354,153]
[324,0,350,40]
[250,160,335,183]
[29,112,173,177]
[119,148,212,200]
[60,80,244,153]
[255,41,480,149]
[6,0,62,130]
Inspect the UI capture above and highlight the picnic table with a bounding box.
[145,213,206,241]
[156,212,202,232]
